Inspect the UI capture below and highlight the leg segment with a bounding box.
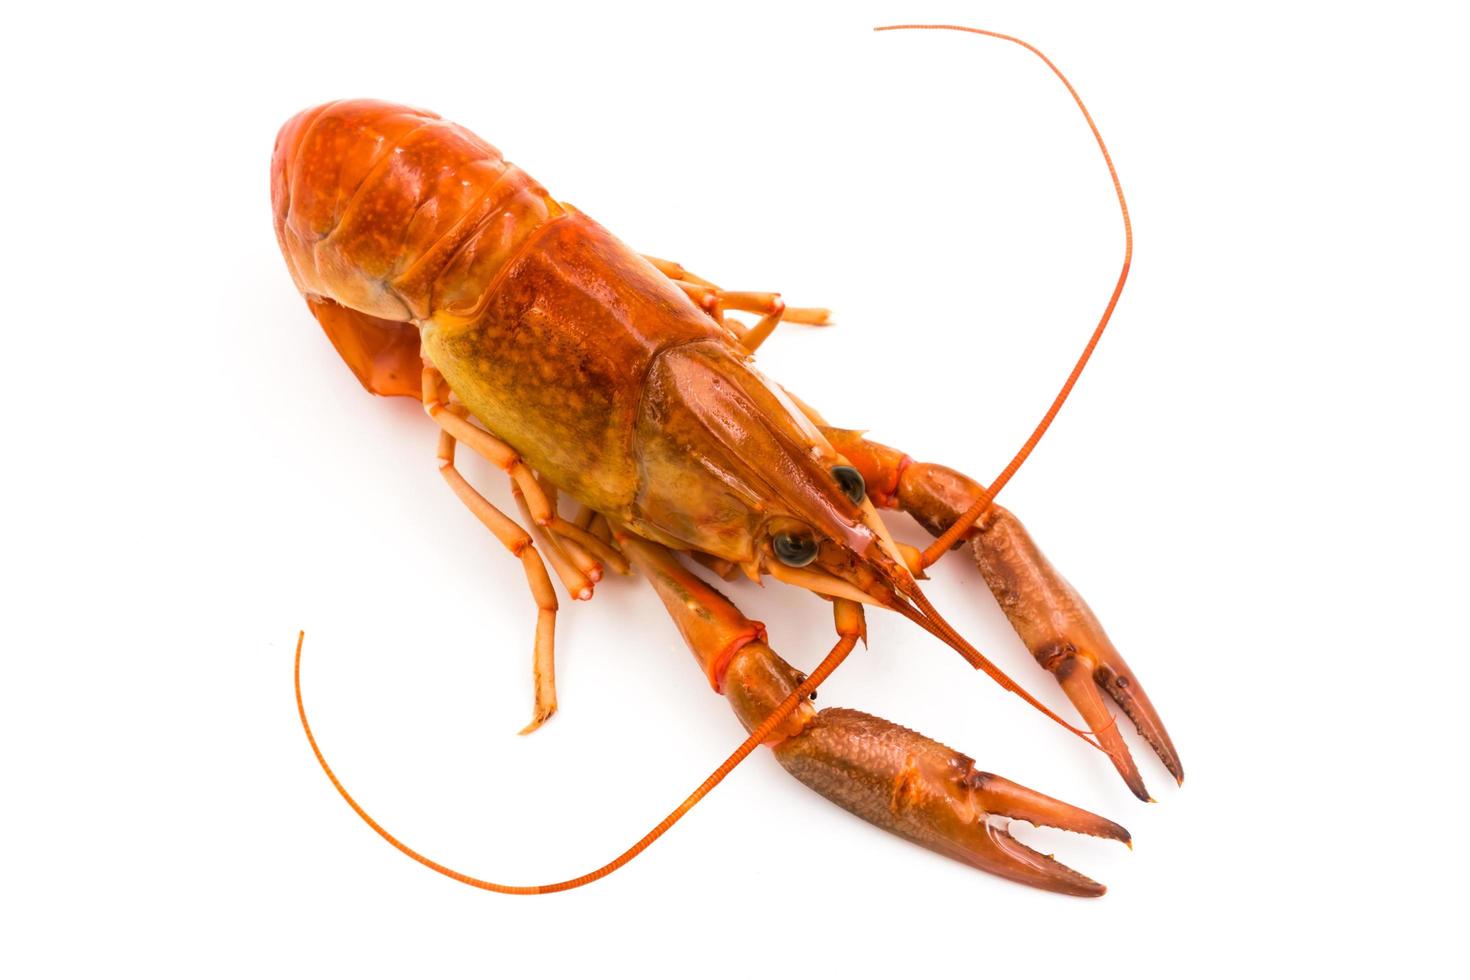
[421,367,554,526]
[510,481,594,601]
[423,368,562,734]
[620,533,1127,896]
[824,428,1182,800]
[642,253,830,353]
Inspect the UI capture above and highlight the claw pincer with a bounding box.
[971,504,1183,797]
[724,644,1128,896]
[823,430,1183,800]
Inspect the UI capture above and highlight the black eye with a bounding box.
[831,465,865,504]
[772,532,819,567]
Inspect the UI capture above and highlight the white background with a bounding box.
[4,1,1466,975]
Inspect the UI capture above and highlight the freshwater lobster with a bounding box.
[275,26,1181,897]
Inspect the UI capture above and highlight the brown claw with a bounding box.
[971,505,1184,798]
[816,434,1183,799]
[770,707,1128,897]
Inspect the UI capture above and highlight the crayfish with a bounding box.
[274,25,1180,897]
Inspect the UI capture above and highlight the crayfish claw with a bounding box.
[764,705,1128,897]
[971,505,1183,799]
[811,436,1183,799]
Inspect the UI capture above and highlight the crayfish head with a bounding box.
[626,343,1087,743]
[627,341,1060,722]
[628,340,915,602]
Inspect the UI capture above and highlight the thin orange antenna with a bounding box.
[294,629,857,894]
[871,25,1134,565]
[896,587,1114,752]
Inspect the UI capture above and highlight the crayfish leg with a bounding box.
[640,253,830,352]
[426,369,562,734]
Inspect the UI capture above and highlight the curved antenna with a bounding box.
[295,24,1133,893]
[295,629,856,893]
[871,25,1134,563]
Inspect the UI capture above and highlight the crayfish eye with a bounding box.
[831,465,866,504]
[772,531,819,567]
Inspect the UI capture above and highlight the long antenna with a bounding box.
[870,25,1134,564]
[295,628,856,893]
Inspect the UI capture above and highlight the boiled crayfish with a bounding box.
[275,25,1181,897]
